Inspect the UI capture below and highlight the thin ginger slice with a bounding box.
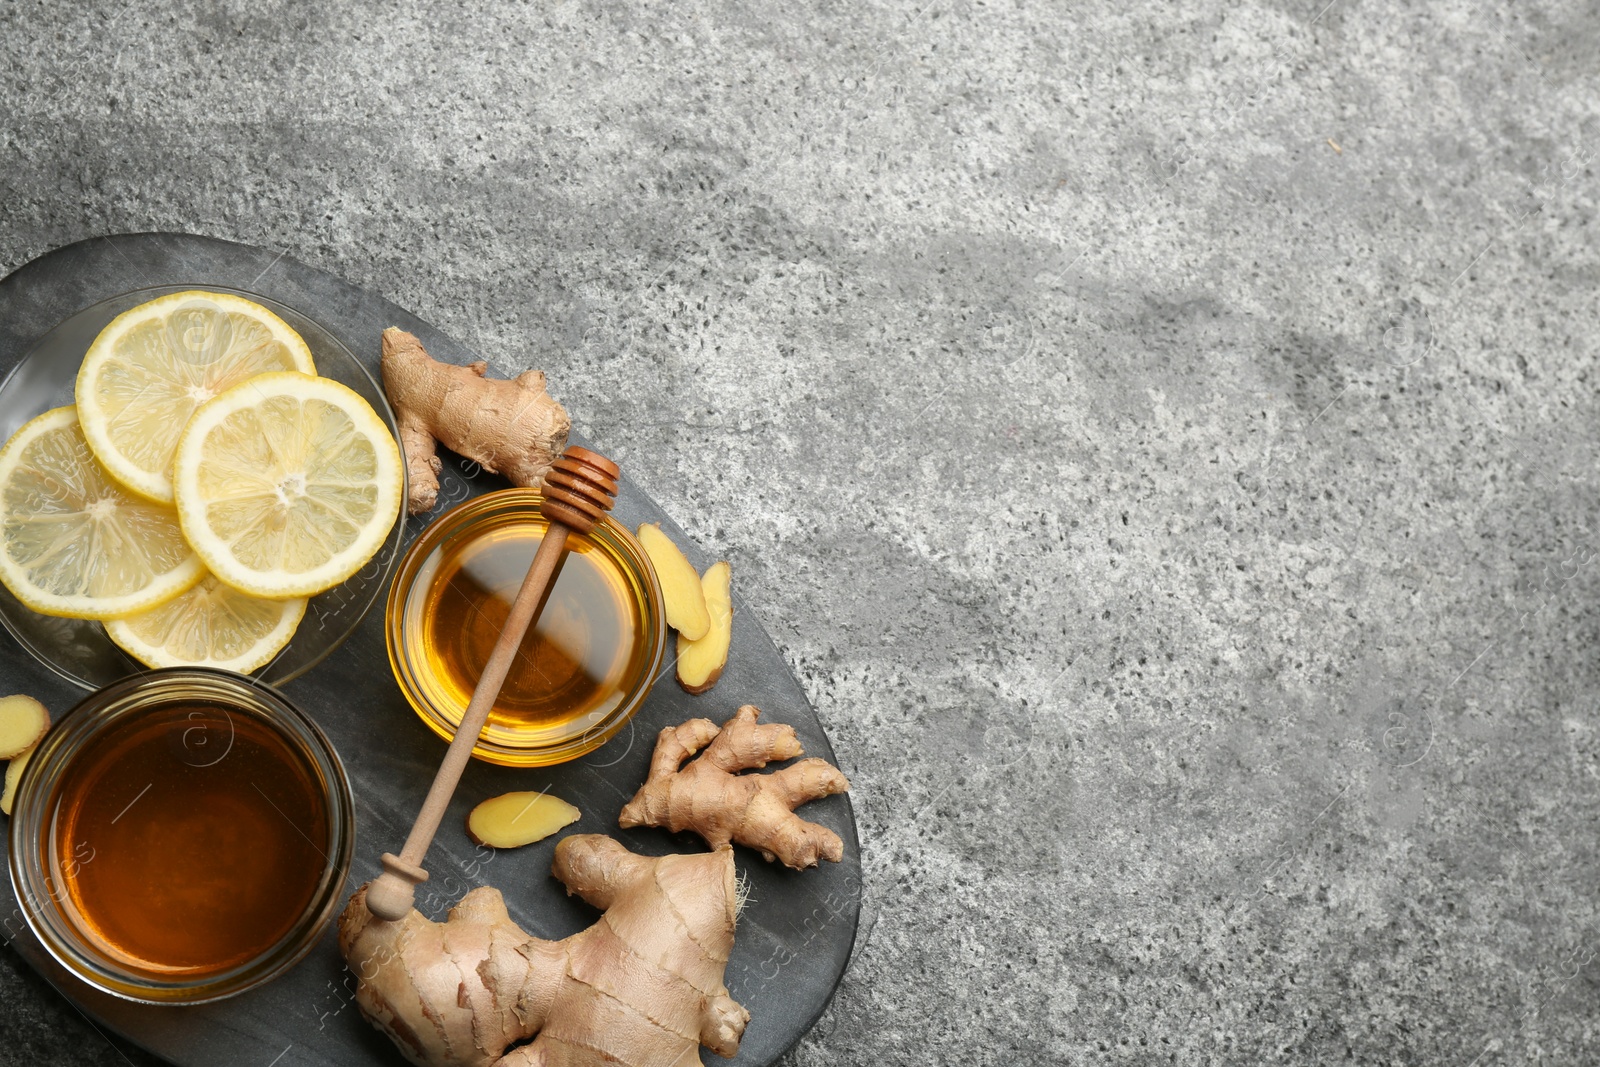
[467,791,581,848]
[0,695,48,760]
[637,523,711,640]
[677,561,732,694]
[2,745,35,815]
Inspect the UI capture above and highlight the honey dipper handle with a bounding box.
[366,447,620,923]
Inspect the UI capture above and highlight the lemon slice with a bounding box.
[0,407,205,619]
[76,290,316,503]
[106,574,307,672]
[173,372,403,599]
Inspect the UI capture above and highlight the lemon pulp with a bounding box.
[106,574,306,672]
[173,372,403,599]
[0,407,204,619]
[76,290,315,503]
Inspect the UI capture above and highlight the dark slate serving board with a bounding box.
[0,234,859,1067]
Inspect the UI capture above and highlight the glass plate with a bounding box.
[0,284,406,690]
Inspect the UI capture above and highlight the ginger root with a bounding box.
[381,328,570,514]
[339,834,748,1067]
[637,523,711,640]
[677,561,732,694]
[466,791,581,849]
[0,695,47,760]
[620,705,850,869]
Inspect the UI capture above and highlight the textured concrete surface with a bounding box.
[4,1,1600,1064]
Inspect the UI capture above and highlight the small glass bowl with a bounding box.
[386,488,666,767]
[8,668,354,1004]
[0,284,406,690]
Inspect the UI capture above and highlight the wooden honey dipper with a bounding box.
[365,445,621,922]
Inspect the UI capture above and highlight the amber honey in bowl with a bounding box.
[388,488,667,767]
[422,524,643,729]
[54,704,328,976]
[10,668,353,1004]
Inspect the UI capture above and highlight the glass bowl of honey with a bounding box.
[8,668,354,1004]
[386,487,667,767]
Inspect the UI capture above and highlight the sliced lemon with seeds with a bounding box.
[106,574,307,673]
[173,372,403,599]
[0,407,204,619]
[76,290,316,503]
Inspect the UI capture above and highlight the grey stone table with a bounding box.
[3,1,1600,1064]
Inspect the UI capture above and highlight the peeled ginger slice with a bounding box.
[637,522,710,640]
[0,695,48,760]
[466,791,581,849]
[677,561,732,694]
[3,745,36,815]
